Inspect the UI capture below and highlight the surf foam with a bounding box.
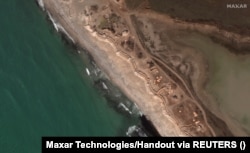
[37,0,45,11]
[46,11,75,44]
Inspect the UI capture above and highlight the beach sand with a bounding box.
[41,0,183,136]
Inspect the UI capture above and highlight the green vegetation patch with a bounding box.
[98,17,111,29]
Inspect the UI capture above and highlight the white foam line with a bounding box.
[57,24,75,44]
[46,11,75,44]
[102,82,108,90]
[86,68,90,76]
[37,0,45,11]
[47,11,59,32]
[119,103,132,114]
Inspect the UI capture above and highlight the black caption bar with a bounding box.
[42,137,249,153]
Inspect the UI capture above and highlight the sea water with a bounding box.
[0,0,140,152]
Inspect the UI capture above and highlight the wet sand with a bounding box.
[41,0,183,136]
[39,0,250,136]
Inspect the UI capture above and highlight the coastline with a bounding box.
[37,0,177,136]
[39,0,249,136]
[130,9,249,135]
[177,32,250,136]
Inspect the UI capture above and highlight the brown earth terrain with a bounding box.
[40,0,250,136]
[125,0,250,54]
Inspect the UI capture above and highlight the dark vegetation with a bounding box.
[90,5,98,12]
[125,0,250,36]
[125,0,250,53]
[98,13,120,33]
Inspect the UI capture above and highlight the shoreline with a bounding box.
[136,9,250,55]
[39,0,249,136]
[40,0,183,136]
[177,32,249,136]
[36,0,163,136]
[131,9,249,135]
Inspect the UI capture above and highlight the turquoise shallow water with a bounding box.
[0,0,137,152]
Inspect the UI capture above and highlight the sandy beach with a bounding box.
[39,0,250,136]
[41,0,183,136]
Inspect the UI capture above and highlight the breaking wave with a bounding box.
[46,11,75,44]
[37,0,45,11]
[126,125,147,137]
[38,4,151,136]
